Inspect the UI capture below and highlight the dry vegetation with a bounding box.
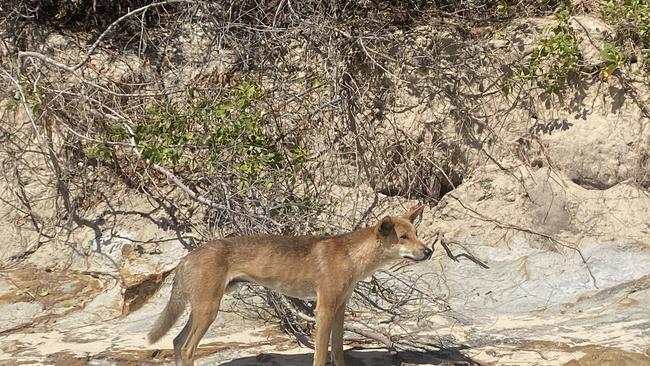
[1,0,649,357]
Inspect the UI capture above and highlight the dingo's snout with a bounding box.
[406,245,432,261]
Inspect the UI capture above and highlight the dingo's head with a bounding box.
[376,205,432,262]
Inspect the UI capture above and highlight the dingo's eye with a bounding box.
[400,235,409,239]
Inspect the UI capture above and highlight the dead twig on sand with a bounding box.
[435,232,490,269]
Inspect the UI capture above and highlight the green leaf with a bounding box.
[37,289,49,297]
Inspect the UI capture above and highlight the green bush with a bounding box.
[602,0,650,74]
[87,80,307,191]
[512,7,581,94]
[601,42,626,77]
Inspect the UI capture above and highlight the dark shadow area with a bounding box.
[218,347,481,366]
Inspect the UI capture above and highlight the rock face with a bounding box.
[539,109,650,190]
[420,163,650,365]
[570,15,614,69]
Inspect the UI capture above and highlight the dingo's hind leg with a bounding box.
[176,269,227,365]
[173,315,191,365]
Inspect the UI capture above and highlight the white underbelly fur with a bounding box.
[228,275,317,301]
[264,281,317,300]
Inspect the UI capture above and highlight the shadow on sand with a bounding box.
[218,346,480,366]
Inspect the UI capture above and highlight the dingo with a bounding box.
[148,205,432,366]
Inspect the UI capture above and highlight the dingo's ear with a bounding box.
[377,216,394,236]
[402,204,424,223]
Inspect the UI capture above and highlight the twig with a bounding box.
[357,38,403,82]
[279,296,397,351]
[437,234,490,269]
[0,272,36,301]
[0,69,39,136]
[120,123,225,210]
[73,0,199,71]
[18,51,182,97]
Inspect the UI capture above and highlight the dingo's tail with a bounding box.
[148,269,186,343]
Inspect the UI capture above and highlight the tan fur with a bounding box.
[148,205,432,366]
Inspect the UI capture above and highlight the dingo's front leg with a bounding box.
[313,296,335,366]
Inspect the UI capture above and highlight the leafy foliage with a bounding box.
[149,82,301,187]
[602,0,650,74]
[85,80,307,191]
[512,7,581,94]
[601,42,626,78]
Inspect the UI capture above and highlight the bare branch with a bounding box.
[18,51,182,97]
[73,0,200,71]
